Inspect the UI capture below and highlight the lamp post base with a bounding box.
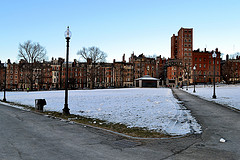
[193,90,196,93]
[3,98,6,102]
[63,104,70,115]
[212,95,216,99]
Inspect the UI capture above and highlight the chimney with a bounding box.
[122,54,125,62]
[7,59,11,64]
[226,54,229,61]
[113,59,115,63]
[204,48,206,52]
[216,48,218,53]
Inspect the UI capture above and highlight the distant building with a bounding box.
[192,48,221,83]
[221,54,240,83]
[168,27,221,87]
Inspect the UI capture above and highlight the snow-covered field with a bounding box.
[183,84,240,110]
[0,88,201,136]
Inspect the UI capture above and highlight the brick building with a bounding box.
[192,48,221,83]
[0,52,166,90]
[168,27,221,87]
[221,54,240,83]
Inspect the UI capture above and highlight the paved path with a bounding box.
[171,89,240,159]
[0,102,199,160]
[0,89,239,160]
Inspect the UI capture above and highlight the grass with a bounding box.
[0,100,173,138]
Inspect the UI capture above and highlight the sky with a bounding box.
[1,0,240,63]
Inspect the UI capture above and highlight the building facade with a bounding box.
[0,53,166,90]
[168,27,221,87]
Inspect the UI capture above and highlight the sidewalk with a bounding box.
[171,89,240,160]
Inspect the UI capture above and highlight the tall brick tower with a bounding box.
[177,28,193,66]
[171,34,178,59]
[168,28,193,87]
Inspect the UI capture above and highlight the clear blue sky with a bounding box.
[1,0,240,63]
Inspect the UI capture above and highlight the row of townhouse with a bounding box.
[1,27,239,90]
[0,53,167,91]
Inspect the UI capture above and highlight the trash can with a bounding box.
[35,99,47,112]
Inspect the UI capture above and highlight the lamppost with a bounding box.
[212,51,217,99]
[63,26,72,115]
[186,72,188,90]
[3,62,7,102]
[193,66,196,93]
[204,75,206,87]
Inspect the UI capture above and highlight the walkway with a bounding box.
[171,89,240,159]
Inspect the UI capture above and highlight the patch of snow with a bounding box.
[0,88,201,136]
[183,84,240,110]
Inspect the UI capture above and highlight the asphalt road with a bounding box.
[0,89,239,160]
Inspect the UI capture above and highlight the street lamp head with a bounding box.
[212,51,217,58]
[64,26,72,39]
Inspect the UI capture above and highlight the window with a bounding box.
[195,58,197,61]
[184,48,187,51]
[199,64,201,68]
[189,39,191,42]
[199,58,201,61]
[204,64,206,68]
[189,44,191,47]
[189,48,191,51]
[189,53,191,56]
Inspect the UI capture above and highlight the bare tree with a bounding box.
[18,40,47,90]
[77,47,107,88]
[77,46,107,63]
